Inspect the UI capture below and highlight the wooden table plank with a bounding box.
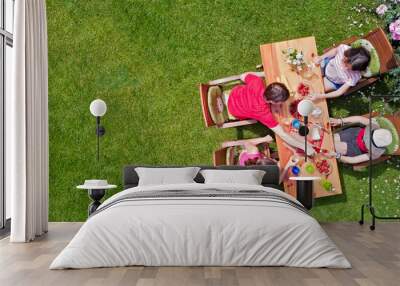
[260,36,342,198]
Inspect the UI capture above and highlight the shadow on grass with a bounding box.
[236,123,275,139]
[329,92,370,117]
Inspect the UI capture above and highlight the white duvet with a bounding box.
[50,183,351,269]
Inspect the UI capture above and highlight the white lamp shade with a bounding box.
[90,99,107,117]
[297,99,314,117]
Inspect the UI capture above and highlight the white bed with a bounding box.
[50,183,351,269]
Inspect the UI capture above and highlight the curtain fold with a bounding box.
[9,0,49,242]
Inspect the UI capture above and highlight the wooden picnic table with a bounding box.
[260,36,342,198]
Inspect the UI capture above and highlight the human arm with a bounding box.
[339,154,370,164]
[221,135,273,149]
[343,116,373,126]
[239,71,265,82]
[330,116,373,127]
[309,83,351,100]
[271,125,316,156]
[313,47,338,65]
[242,135,274,153]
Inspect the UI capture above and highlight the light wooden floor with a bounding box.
[0,222,399,286]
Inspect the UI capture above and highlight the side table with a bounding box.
[289,177,321,210]
[77,180,117,216]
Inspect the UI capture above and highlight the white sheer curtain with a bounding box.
[8,0,49,242]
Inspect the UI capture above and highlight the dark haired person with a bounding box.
[311,45,371,100]
[227,72,316,156]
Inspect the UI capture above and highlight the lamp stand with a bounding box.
[299,116,309,161]
[95,116,105,162]
[359,94,400,230]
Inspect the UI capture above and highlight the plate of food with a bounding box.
[311,107,322,118]
[315,159,332,176]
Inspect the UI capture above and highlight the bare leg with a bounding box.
[335,142,347,155]
[333,132,348,154]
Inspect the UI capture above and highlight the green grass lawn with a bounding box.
[47,0,400,222]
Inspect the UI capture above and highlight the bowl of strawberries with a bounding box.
[315,159,332,176]
[297,82,311,97]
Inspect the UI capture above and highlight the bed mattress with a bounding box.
[50,183,350,269]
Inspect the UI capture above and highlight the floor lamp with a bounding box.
[359,94,400,230]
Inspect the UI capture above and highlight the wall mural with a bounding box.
[47,0,400,222]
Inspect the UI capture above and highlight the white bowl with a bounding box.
[311,107,322,118]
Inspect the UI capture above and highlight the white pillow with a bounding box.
[200,169,266,185]
[135,167,200,186]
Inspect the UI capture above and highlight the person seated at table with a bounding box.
[329,116,392,164]
[227,72,316,156]
[222,135,297,184]
[311,45,370,100]
[222,135,277,166]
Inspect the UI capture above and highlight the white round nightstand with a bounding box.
[77,180,117,216]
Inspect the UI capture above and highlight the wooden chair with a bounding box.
[213,139,275,166]
[199,75,257,128]
[338,113,400,171]
[323,28,399,95]
[213,147,230,166]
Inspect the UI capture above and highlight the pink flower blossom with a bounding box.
[376,4,388,16]
[389,19,400,40]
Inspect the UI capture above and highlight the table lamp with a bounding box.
[89,99,107,162]
[297,99,314,162]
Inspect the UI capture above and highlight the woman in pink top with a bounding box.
[311,45,370,100]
